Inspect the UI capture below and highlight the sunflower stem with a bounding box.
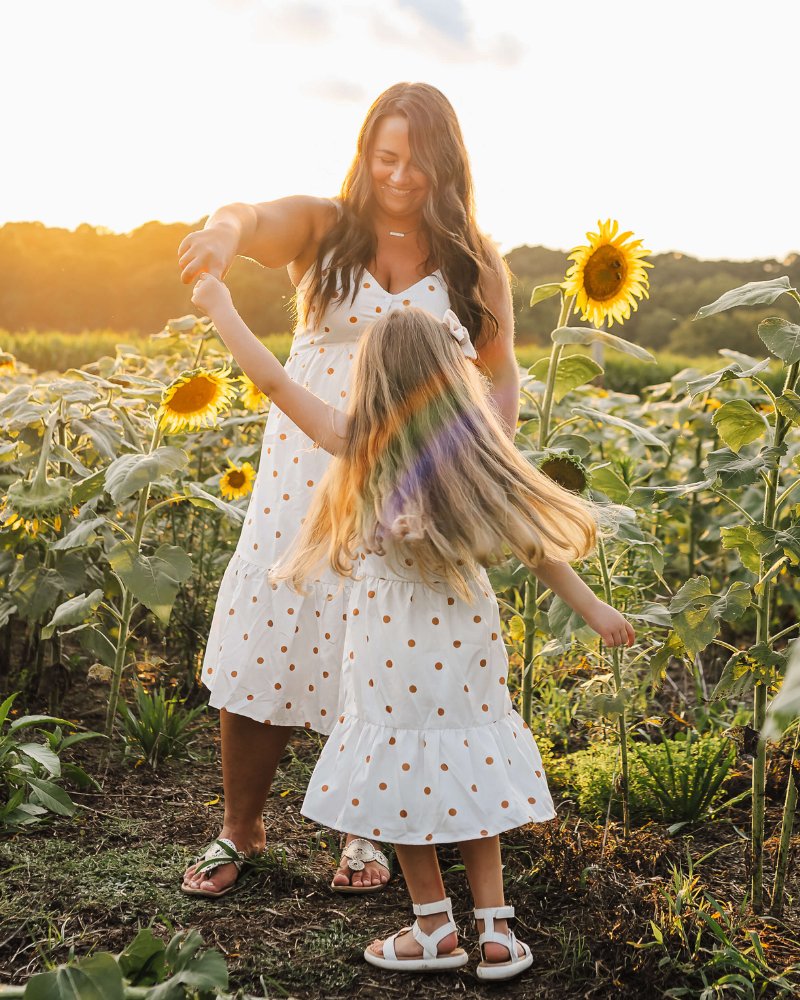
[537,294,574,450]
[769,722,800,917]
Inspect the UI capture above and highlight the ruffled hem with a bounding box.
[201,551,350,735]
[301,710,556,844]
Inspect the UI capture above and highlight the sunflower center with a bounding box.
[582,245,628,302]
[226,470,246,488]
[167,375,219,414]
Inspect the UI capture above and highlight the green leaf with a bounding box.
[17,742,61,776]
[763,637,800,740]
[529,282,563,306]
[529,355,604,403]
[704,444,786,489]
[71,468,107,507]
[711,399,768,454]
[588,464,630,503]
[24,952,124,1000]
[720,526,761,575]
[26,776,75,816]
[551,325,656,363]
[104,448,188,503]
[42,590,104,640]
[695,276,794,320]
[668,577,751,656]
[547,432,593,458]
[184,483,245,523]
[50,517,106,551]
[774,389,800,425]
[118,927,167,985]
[684,358,772,398]
[108,542,192,626]
[758,316,800,364]
[547,595,587,641]
[572,405,668,450]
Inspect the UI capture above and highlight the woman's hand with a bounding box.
[191,273,233,317]
[581,599,635,648]
[178,224,239,284]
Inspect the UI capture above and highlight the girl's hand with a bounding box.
[178,225,238,284]
[582,599,635,648]
[191,273,233,316]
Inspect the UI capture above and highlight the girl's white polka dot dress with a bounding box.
[301,541,556,844]
[201,252,451,733]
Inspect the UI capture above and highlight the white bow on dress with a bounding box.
[442,308,478,360]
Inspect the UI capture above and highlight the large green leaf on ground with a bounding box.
[711,399,768,453]
[528,355,604,403]
[25,776,75,816]
[24,952,124,1000]
[104,448,188,503]
[695,276,794,320]
[668,576,751,656]
[571,405,668,450]
[758,317,800,364]
[108,542,192,626]
[42,590,104,640]
[551,326,656,362]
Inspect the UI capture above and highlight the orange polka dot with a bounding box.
[473,615,482,623]
[320,709,327,716]
[379,782,388,790]
[448,808,457,816]
[279,433,286,441]
[285,701,292,708]
[431,617,439,625]
[282,493,290,501]
[228,609,235,616]
[492,633,498,641]
[471,784,478,792]
[231,670,238,677]
[327,367,334,374]
[409,685,417,693]
[349,316,358,324]
[464,685,469,693]
[447,598,455,606]
[251,596,258,603]
[353,608,360,616]
[243,633,249,640]
[375,306,382,313]
[435,662,443,671]
[408,639,416,647]
[385,659,393,668]
[486,756,494,765]
[263,507,270,514]
[402,762,411,771]
[280,645,288,653]
[365,755,371,763]
[373,828,381,837]
[535,769,542,777]
[440,763,449,771]
[437,708,445,717]
[275,531,281,538]
[274,682,281,690]
[289,663,296,671]
[499,677,506,685]
[482,704,489,712]
[364,281,371,288]
[389,736,397,745]
[428,284,435,291]
[352,798,359,806]
[424,787,431,795]
[501,800,509,808]
[246,694,254,701]
[257,657,264,664]
[481,830,489,837]
[528,796,536,804]
[425,834,433,841]
[253,543,259,551]
[383,614,391,623]
[368,590,376,598]
[480,658,487,667]
[402,299,410,306]
[385,705,392,713]
[400,809,408,818]
[307,480,314,487]
[453,640,461,648]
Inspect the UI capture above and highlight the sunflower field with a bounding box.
[1,223,799,998]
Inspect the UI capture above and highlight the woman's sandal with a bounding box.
[364,897,469,972]
[330,837,391,894]
[180,837,253,898]
[473,904,534,981]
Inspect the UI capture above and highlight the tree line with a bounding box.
[1,221,797,356]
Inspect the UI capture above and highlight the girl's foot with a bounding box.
[332,834,390,890]
[474,905,533,981]
[182,821,265,895]
[367,913,458,960]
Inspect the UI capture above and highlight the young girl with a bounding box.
[191,274,634,980]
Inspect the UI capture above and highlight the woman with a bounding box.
[178,81,520,897]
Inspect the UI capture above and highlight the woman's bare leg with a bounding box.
[457,836,525,962]
[366,845,458,958]
[182,709,293,892]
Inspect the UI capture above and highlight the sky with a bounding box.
[2,0,798,261]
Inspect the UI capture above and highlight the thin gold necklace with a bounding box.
[388,227,419,238]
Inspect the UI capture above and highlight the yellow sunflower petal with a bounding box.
[158,366,238,434]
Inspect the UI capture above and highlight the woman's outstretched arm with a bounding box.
[191,274,348,455]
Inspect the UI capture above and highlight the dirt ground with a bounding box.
[1,680,799,999]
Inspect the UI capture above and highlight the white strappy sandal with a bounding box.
[364,897,469,972]
[181,837,251,898]
[474,904,534,981]
[331,837,391,894]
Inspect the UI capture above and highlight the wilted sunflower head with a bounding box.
[564,219,653,328]
[6,475,73,518]
[0,352,16,375]
[536,451,590,494]
[158,366,238,434]
[220,461,256,500]
[239,374,267,412]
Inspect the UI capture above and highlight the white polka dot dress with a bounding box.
[201,253,452,733]
[300,542,556,844]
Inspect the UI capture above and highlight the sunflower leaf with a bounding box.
[695,277,794,320]
[42,589,105,640]
[551,326,656,363]
[528,355,603,403]
[108,542,192,626]
[758,317,800,364]
[104,448,189,503]
[684,358,772,398]
[774,390,800,425]
[571,405,668,450]
[668,577,751,656]
[184,483,246,523]
[763,637,800,741]
[704,444,786,489]
[529,282,563,307]
[711,399,768,453]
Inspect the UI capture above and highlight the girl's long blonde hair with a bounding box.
[272,309,603,602]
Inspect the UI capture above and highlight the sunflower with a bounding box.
[158,366,238,434]
[239,374,267,412]
[0,352,16,374]
[220,461,256,500]
[536,451,590,494]
[564,219,653,328]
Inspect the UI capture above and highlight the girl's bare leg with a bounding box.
[457,836,526,962]
[182,709,293,892]
[366,844,458,958]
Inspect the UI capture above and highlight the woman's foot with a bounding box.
[367,912,458,960]
[182,821,265,895]
[332,834,390,889]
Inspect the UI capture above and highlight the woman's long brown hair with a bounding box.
[300,82,502,348]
